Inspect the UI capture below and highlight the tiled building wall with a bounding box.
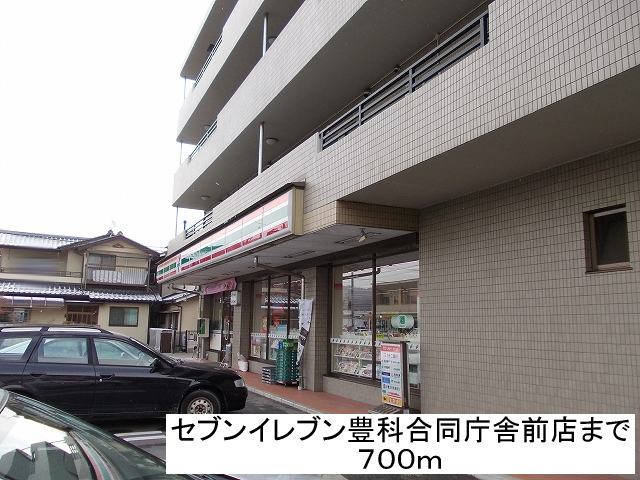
[419,141,640,467]
[170,0,640,254]
[174,0,367,199]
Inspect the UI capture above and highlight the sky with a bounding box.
[0,0,211,252]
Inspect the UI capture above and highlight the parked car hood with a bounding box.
[170,359,240,379]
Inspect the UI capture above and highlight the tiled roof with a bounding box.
[62,231,160,257]
[0,282,161,302]
[0,230,85,250]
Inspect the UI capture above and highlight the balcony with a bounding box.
[85,265,149,287]
[173,0,489,210]
[0,267,81,279]
[320,12,488,150]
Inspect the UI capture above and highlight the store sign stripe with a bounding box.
[158,190,298,283]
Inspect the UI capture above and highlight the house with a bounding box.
[0,229,160,342]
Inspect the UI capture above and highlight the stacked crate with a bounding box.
[276,339,298,385]
[261,366,277,384]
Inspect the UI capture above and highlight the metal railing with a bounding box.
[319,12,488,150]
[0,267,82,278]
[193,34,223,88]
[185,210,214,239]
[187,119,218,163]
[85,265,149,286]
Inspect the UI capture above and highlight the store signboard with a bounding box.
[157,189,302,284]
[380,342,408,408]
[202,278,236,295]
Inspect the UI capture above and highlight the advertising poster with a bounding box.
[296,299,313,365]
[380,342,405,408]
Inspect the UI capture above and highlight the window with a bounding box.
[36,337,88,364]
[330,252,420,388]
[109,307,139,327]
[249,275,302,362]
[331,260,374,379]
[94,338,156,367]
[0,308,29,323]
[0,336,36,361]
[66,305,98,325]
[584,206,631,272]
[88,254,116,270]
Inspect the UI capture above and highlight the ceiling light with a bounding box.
[358,229,368,243]
[265,137,279,145]
[200,195,210,201]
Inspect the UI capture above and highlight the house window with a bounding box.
[109,307,139,327]
[584,205,631,272]
[66,305,98,325]
[88,254,116,270]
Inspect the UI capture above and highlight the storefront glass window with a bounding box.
[376,255,420,389]
[331,260,374,379]
[330,252,420,387]
[249,275,303,362]
[268,276,289,360]
[250,280,268,359]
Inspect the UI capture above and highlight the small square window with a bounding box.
[584,205,631,272]
[109,307,139,327]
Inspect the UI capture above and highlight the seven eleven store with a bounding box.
[158,185,421,409]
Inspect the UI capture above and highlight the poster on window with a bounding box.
[296,299,313,365]
[380,342,407,408]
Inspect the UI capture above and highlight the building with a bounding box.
[162,0,639,462]
[0,230,160,342]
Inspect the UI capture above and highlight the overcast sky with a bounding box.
[0,0,210,251]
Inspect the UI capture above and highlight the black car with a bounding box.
[0,388,230,480]
[0,325,247,418]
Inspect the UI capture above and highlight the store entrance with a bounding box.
[208,291,233,362]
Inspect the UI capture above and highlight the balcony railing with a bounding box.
[0,267,82,278]
[185,210,214,239]
[85,265,149,286]
[193,34,223,88]
[319,12,489,150]
[186,119,218,163]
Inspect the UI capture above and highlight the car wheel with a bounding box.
[181,390,222,414]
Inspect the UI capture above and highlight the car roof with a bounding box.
[0,324,122,336]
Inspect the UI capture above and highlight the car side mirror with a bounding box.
[149,358,162,373]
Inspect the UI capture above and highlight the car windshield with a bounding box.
[0,390,195,480]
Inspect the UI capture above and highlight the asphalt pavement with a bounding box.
[96,391,303,460]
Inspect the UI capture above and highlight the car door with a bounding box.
[22,335,96,415]
[0,333,39,390]
[91,337,187,416]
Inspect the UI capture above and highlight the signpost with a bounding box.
[379,341,410,413]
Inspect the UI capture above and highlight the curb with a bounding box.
[246,385,322,414]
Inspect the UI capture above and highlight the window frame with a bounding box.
[248,275,299,364]
[328,252,421,392]
[33,336,89,365]
[108,306,139,327]
[92,337,157,367]
[584,205,632,273]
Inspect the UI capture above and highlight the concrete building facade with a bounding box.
[162,0,639,467]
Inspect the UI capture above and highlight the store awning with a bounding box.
[0,296,65,308]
